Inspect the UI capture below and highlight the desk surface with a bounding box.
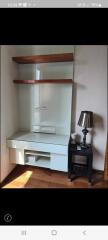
[8,132,69,146]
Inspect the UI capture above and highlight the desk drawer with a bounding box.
[7,139,68,155]
[51,153,68,172]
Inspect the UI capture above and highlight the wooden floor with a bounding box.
[1,165,108,188]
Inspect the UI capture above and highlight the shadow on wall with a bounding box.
[91,113,104,145]
[93,113,104,129]
[91,113,105,167]
[93,146,103,158]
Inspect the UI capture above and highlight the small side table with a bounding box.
[68,141,93,185]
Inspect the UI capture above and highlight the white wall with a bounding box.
[15,45,74,56]
[74,45,107,170]
[0,46,19,182]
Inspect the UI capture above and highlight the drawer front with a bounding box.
[7,140,68,155]
[51,153,68,172]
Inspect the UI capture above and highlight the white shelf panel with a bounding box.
[25,156,50,169]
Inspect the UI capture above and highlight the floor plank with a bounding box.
[1,165,108,188]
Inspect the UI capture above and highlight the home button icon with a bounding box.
[51,229,57,236]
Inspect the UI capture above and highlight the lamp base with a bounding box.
[81,128,89,148]
[80,143,89,149]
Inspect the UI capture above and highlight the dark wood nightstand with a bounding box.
[68,139,93,185]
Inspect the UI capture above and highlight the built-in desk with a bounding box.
[7,132,69,172]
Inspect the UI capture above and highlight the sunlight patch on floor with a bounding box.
[2,170,33,188]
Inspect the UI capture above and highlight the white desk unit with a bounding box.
[7,132,69,172]
[7,53,74,172]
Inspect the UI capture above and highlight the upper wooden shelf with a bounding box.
[12,53,74,64]
[13,79,73,84]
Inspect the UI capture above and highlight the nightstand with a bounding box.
[68,140,93,185]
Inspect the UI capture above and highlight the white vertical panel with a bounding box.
[18,64,35,131]
[10,148,24,165]
[18,62,74,135]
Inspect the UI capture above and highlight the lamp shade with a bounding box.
[78,111,93,128]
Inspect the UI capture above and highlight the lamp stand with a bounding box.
[81,128,88,148]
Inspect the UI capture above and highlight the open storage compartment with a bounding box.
[25,150,51,169]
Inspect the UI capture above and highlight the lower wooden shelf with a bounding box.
[13,79,73,84]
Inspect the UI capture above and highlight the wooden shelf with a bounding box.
[13,79,73,84]
[12,53,74,64]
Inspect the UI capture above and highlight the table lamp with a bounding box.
[78,111,93,148]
